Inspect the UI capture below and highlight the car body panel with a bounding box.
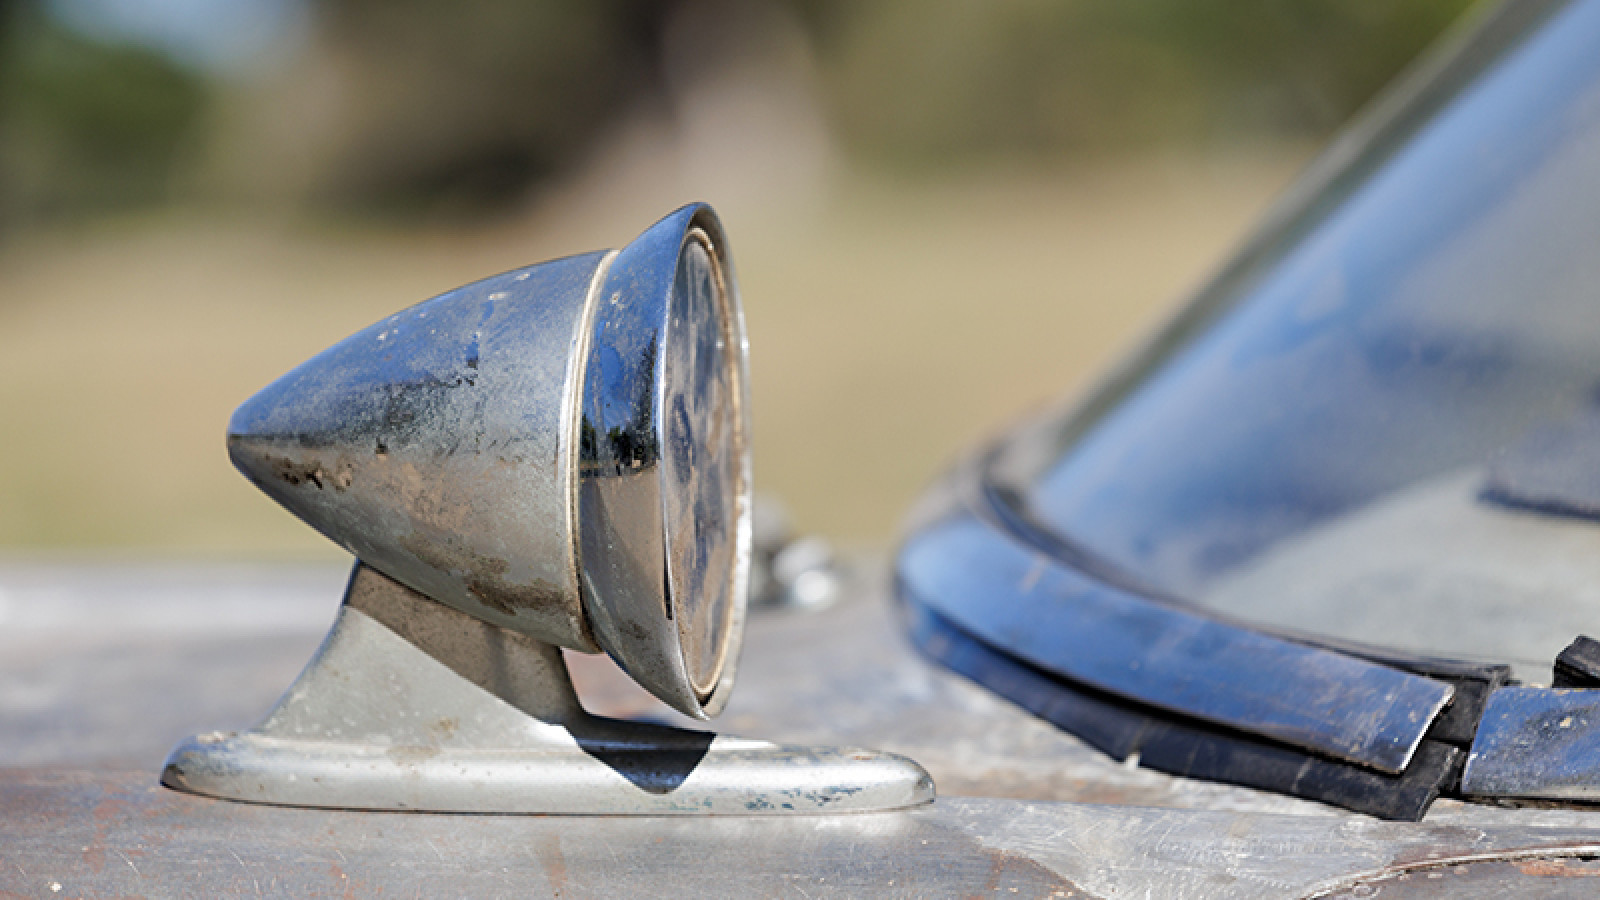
[6,562,1600,897]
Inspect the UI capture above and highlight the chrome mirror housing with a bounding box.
[225,204,745,720]
[164,204,932,814]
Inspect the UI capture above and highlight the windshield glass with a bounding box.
[993,0,1600,676]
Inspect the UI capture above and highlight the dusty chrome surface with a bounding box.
[1462,686,1600,800]
[578,204,752,719]
[899,508,1452,774]
[161,564,929,814]
[228,250,607,652]
[227,203,753,722]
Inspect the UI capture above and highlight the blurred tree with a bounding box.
[793,0,1477,166]
[0,0,1483,221]
[300,0,672,216]
[0,1,207,224]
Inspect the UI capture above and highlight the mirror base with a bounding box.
[161,564,934,814]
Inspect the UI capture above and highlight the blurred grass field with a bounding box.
[0,0,1470,554]
[0,144,1307,554]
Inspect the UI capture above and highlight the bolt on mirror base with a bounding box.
[160,564,934,814]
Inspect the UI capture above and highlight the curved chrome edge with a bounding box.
[900,598,1462,821]
[893,463,1454,775]
[577,203,751,721]
[679,212,752,719]
[561,248,620,654]
[162,736,933,816]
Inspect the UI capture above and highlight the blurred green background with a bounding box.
[0,0,1475,555]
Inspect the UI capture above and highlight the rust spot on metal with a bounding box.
[400,533,567,619]
[1321,856,1600,898]
[82,790,137,875]
[466,569,565,619]
[261,453,354,492]
[1515,856,1600,876]
[1387,831,1600,873]
[531,831,568,894]
[978,846,1094,899]
[386,745,442,766]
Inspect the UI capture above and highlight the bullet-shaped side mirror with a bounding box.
[164,204,932,815]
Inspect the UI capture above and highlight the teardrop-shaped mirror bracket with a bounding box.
[163,204,933,814]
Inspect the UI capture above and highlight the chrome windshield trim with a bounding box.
[903,599,1463,820]
[1462,686,1600,800]
[895,487,1454,775]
